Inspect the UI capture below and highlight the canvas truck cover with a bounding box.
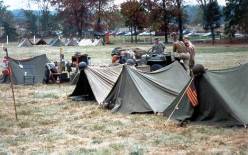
[104,61,191,113]
[0,54,50,84]
[70,65,123,103]
[166,63,248,126]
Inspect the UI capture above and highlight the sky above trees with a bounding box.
[4,0,226,10]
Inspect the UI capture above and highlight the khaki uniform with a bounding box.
[173,41,190,72]
[152,43,165,54]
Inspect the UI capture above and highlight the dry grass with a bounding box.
[0,43,248,154]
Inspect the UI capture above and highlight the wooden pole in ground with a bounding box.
[9,69,18,121]
[3,47,18,121]
[165,77,194,125]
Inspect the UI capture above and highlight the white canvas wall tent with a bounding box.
[78,39,102,46]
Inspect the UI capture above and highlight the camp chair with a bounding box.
[23,64,35,85]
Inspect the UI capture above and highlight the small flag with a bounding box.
[186,80,198,107]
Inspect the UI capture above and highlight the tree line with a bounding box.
[0,0,247,43]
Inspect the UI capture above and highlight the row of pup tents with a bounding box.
[18,38,103,47]
[1,54,247,127]
[18,38,48,47]
[70,61,248,127]
[0,54,50,84]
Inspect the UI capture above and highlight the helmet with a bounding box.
[78,62,87,70]
[126,59,135,66]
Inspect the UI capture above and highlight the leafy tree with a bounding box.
[121,0,148,43]
[0,0,18,41]
[143,0,174,43]
[93,0,113,33]
[203,0,221,44]
[197,0,221,44]
[31,0,51,36]
[224,0,248,39]
[173,0,184,41]
[51,0,94,37]
[102,5,125,31]
[23,10,38,35]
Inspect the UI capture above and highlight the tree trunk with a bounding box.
[164,27,168,43]
[211,27,215,45]
[130,25,133,43]
[177,0,183,41]
[150,30,152,44]
[134,26,137,43]
[162,0,168,43]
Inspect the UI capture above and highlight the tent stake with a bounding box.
[165,78,194,126]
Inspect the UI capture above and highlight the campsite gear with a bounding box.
[164,63,248,126]
[23,65,35,85]
[141,51,173,71]
[43,62,69,83]
[72,54,90,67]
[0,54,50,84]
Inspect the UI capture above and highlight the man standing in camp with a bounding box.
[151,38,165,54]
[183,37,196,70]
[171,32,190,72]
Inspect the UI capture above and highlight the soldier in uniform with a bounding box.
[171,32,190,73]
[151,38,165,54]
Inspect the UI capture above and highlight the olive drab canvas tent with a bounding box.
[65,39,78,46]
[35,39,47,45]
[18,38,33,47]
[50,38,65,46]
[103,62,190,113]
[0,54,50,84]
[165,63,248,126]
[70,61,190,113]
[70,65,123,103]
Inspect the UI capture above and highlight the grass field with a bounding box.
[1,42,248,154]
